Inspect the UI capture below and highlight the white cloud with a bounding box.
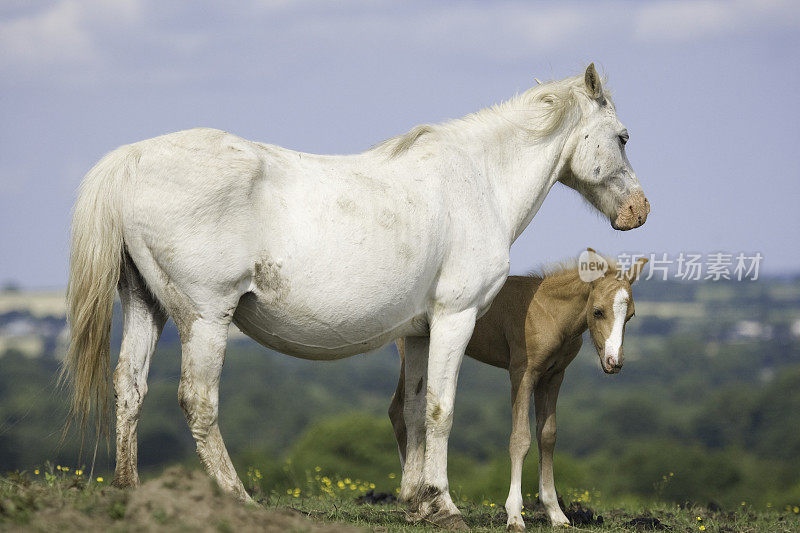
[0,0,142,72]
[634,0,800,42]
[0,1,95,68]
[1,0,797,87]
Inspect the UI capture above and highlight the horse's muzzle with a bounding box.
[612,190,650,230]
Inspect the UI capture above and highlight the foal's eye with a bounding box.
[593,308,604,318]
[618,131,629,146]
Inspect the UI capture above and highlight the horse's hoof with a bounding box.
[429,509,469,530]
[506,517,526,532]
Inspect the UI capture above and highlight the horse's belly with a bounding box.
[232,290,428,360]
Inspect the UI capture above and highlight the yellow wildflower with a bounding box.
[76,470,83,476]
[96,477,103,483]
[337,480,345,489]
[793,506,799,514]
[56,465,62,471]
[314,466,321,472]
[388,473,396,479]
[34,469,39,475]
[699,526,705,531]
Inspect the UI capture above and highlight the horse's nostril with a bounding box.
[629,205,634,212]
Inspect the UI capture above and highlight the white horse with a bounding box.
[63,64,648,528]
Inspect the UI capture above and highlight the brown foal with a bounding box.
[390,254,648,530]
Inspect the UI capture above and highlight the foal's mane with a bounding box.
[528,256,620,298]
[371,72,612,159]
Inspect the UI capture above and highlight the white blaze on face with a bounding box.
[604,288,629,367]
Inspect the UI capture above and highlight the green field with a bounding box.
[1,466,798,532]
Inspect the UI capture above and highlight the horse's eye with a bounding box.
[593,308,604,318]
[619,132,629,146]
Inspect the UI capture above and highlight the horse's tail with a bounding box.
[61,145,139,436]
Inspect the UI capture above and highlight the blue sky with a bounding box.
[1,0,799,288]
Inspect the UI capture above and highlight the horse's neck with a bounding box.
[436,113,572,244]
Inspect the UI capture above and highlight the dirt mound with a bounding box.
[19,467,361,532]
[125,467,350,532]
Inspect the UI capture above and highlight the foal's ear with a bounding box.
[626,257,649,284]
[584,63,603,99]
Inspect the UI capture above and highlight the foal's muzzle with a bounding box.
[602,350,623,374]
[612,189,650,230]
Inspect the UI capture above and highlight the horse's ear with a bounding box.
[584,63,603,99]
[626,257,649,284]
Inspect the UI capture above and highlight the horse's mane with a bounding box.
[371,72,612,159]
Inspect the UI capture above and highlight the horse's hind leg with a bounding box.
[176,310,249,501]
[112,256,166,488]
[388,339,408,468]
[398,336,428,504]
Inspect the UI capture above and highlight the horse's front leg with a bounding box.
[412,308,476,530]
[504,363,534,532]
[534,370,569,526]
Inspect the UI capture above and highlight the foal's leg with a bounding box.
[176,307,249,501]
[112,258,166,488]
[504,365,534,532]
[534,370,569,526]
[388,339,408,468]
[398,336,429,503]
[414,309,476,530]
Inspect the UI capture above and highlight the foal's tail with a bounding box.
[61,145,139,435]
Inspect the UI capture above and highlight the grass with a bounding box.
[278,496,800,532]
[0,466,798,532]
